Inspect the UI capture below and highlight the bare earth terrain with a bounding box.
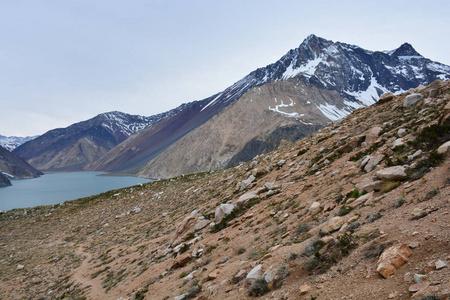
[1,80,449,300]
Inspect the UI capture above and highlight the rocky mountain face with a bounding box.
[134,81,342,179]
[1,80,449,299]
[12,111,170,172]
[0,135,38,151]
[95,35,450,178]
[0,145,43,181]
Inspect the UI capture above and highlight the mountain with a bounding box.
[0,135,38,151]
[12,111,171,172]
[0,145,43,181]
[92,34,450,178]
[1,80,449,299]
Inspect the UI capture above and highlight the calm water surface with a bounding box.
[0,172,151,211]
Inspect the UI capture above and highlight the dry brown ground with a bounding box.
[1,80,449,300]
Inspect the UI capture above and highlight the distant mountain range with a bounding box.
[12,111,171,172]
[11,34,450,178]
[0,135,38,151]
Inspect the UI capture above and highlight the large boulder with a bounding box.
[171,210,203,247]
[365,127,383,144]
[235,191,259,208]
[376,166,408,181]
[215,203,235,222]
[377,244,412,278]
[377,92,395,104]
[403,93,424,107]
[437,140,450,154]
[363,154,385,172]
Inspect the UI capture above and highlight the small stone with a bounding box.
[16,264,24,271]
[233,269,247,284]
[409,242,420,249]
[277,159,286,167]
[413,273,427,284]
[412,231,419,236]
[397,128,407,137]
[435,259,447,270]
[208,269,220,280]
[409,282,430,293]
[299,284,311,295]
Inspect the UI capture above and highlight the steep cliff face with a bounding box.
[0,173,12,187]
[134,81,342,179]
[0,146,43,180]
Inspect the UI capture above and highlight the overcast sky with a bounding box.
[1,0,449,136]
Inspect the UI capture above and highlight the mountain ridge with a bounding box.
[94,35,450,178]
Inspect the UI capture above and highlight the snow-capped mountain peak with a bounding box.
[0,135,38,151]
[200,35,450,119]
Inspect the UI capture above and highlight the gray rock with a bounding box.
[240,175,256,190]
[277,159,286,167]
[16,264,24,271]
[392,138,405,149]
[235,191,258,208]
[409,242,420,249]
[397,128,407,137]
[435,259,447,270]
[246,264,262,280]
[376,166,408,181]
[365,126,383,144]
[437,140,450,154]
[403,93,424,107]
[364,154,385,172]
[215,203,235,222]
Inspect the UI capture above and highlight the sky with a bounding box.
[1,0,449,137]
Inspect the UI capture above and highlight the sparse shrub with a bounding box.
[347,222,360,233]
[337,205,353,216]
[381,181,401,193]
[135,286,149,300]
[236,247,246,255]
[289,253,298,261]
[297,148,308,156]
[367,212,382,223]
[420,188,439,202]
[248,277,270,297]
[346,189,360,199]
[296,223,312,235]
[394,198,405,207]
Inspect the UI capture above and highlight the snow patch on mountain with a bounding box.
[0,135,38,151]
[317,103,351,121]
[344,76,389,106]
[268,98,303,118]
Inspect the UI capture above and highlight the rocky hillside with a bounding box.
[0,145,43,181]
[13,111,169,172]
[92,35,450,178]
[1,80,449,300]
